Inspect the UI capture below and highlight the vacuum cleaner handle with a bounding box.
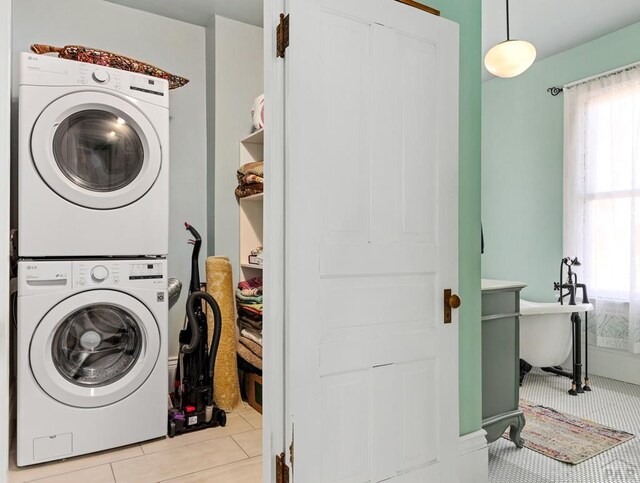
[185,223,202,294]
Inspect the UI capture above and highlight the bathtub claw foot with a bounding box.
[519,359,532,386]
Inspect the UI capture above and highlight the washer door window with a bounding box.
[30,291,160,408]
[31,91,162,210]
[52,304,143,387]
[52,110,145,192]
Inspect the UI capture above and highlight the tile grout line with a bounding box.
[139,426,257,456]
[229,434,253,459]
[156,456,261,483]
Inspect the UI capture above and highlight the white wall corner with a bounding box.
[459,429,489,483]
[168,356,179,391]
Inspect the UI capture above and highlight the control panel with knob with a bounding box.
[92,69,110,84]
[91,265,110,283]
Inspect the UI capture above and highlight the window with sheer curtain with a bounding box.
[564,66,640,355]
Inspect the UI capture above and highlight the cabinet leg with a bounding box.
[509,414,526,449]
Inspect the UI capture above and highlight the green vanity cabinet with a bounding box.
[481,279,527,447]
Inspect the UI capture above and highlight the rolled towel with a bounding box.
[205,256,242,411]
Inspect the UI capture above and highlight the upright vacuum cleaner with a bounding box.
[168,223,227,437]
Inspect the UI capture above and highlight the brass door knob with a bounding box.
[449,294,461,309]
[444,289,461,324]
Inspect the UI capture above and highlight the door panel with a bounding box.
[286,0,459,480]
[320,12,371,243]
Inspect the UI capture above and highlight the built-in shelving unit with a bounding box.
[239,130,264,282]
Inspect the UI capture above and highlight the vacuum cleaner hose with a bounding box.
[180,292,203,354]
[184,291,223,407]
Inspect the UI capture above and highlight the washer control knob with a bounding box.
[91,265,109,282]
[92,69,110,84]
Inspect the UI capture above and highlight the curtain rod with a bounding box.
[547,59,640,96]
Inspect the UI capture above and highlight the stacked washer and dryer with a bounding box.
[16,53,170,466]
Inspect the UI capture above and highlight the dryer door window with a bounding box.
[31,91,163,210]
[52,110,145,192]
[52,304,143,387]
[30,290,161,408]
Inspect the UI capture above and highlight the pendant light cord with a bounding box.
[506,0,510,40]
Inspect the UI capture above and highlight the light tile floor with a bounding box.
[489,368,640,483]
[8,404,262,483]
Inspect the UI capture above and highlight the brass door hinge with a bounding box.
[276,452,290,483]
[277,13,290,58]
[289,428,294,475]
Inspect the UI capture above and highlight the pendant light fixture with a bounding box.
[484,0,536,78]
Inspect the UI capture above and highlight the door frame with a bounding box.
[262,0,286,481]
[1,0,11,478]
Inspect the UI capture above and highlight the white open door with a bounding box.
[0,0,10,479]
[283,0,460,481]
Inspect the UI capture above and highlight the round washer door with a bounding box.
[30,290,160,408]
[31,91,162,210]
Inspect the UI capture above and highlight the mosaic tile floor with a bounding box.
[489,368,640,483]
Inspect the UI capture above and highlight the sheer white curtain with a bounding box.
[564,66,640,355]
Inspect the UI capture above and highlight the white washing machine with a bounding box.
[18,52,169,257]
[16,259,168,466]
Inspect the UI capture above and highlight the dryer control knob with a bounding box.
[91,265,109,282]
[92,69,110,84]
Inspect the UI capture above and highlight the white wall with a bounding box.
[214,16,263,278]
[1,0,11,476]
[11,0,208,358]
[206,20,216,256]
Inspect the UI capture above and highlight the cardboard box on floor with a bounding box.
[245,373,262,414]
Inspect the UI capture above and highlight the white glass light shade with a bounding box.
[484,40,537,78]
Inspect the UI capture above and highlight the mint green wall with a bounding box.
[419,0,482,436]
[482,21,640,303]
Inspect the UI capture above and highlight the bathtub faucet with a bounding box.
[554,257,590,305]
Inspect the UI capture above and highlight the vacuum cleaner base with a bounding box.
[168,406,227,438]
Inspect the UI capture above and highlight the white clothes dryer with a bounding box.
[16,259,168,466]
[18,53,169,257]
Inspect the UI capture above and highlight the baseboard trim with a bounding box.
[561,344,640,386]
[459,429,488,483]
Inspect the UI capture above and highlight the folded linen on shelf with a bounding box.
[237,342,262,370]
[239,335,263,359]
[239,316,263,331]
[241,327,263,346]
[236,290,263,304]
[239,286,262,297]
[237,161,264,179]
[238,304,263,318]
[238,277,263,291]
[235,183,263,199]
[236,161,264,199]
[238,174,264,185]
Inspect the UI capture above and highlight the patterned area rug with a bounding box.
[503,400,635,465]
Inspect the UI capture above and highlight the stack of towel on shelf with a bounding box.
[236,277,263,375]
[235,161,264,199]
